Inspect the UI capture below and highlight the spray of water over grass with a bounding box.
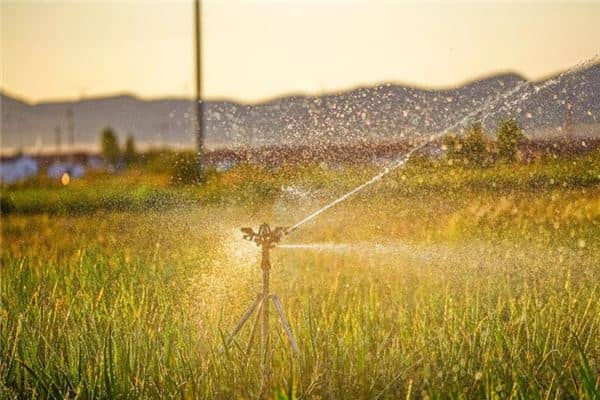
[285,54,599,236]
[2,164,600,398]
[2,57,600,398]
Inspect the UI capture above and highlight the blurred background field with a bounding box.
[2,147,599,398]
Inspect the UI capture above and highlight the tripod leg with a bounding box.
[245,300,263,357]
[261,265,270,376]
[224,295,262,349]
[271,295,300,354]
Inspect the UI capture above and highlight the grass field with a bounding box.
[1,155,600,398]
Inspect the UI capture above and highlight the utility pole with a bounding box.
[66,109,74,161]
[54,125,62,161]
[194,0,204,175]
[66,109,74,148]
[565,92,575,139]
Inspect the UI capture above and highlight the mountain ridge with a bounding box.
[1,71,530,106]
[1,66,598,152]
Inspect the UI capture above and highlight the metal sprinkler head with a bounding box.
[226,223,300,361]
[241,223,287,248]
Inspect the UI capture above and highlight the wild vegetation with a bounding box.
[1,136,600,398]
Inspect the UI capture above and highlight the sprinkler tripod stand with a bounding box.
[224,224,299,379]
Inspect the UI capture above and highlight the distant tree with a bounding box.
[100,127,120,166]
[123,135,137,166]
[442,134,463,165]
[497,119,524,162]
[463,122,490,167]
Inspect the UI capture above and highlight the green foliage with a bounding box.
[141,149,174,174]
[462,122,491,167]
[135,150,218,186]
[3,153,599,215]
[123,135,137,166]
[442,134,463,165]
[0,195,15,214]
[3,186,178,215]
[497,118,524,162]
[100,127,121,166]
[405,151,433,169]
[443,122,493,167]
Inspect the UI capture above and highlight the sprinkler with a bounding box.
[224,223,298,379]
[221,55,599,387]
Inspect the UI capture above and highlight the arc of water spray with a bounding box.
[480,54,599,125]
[285,82,527,235]
[284,55,598,236]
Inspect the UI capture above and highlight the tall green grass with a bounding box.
[1,160,599,398]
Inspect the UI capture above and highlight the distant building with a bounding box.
[0,156,39,184]
[86,155,105,170]
[47,161,86,180]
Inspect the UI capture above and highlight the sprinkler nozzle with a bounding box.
[240,223,287,247]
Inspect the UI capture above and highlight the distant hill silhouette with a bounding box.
[1,64,598,153]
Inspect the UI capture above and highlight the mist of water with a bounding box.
[279,241,417,255]
[284,55,599,237]
[277,241,457,265]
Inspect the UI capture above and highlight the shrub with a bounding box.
[123,135,138,166]
[0,195,15,214]
[463,122,492,167]
[497,118,524,162]
[100,127,121,166]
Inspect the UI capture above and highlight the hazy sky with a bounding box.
[1,0,599,103]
